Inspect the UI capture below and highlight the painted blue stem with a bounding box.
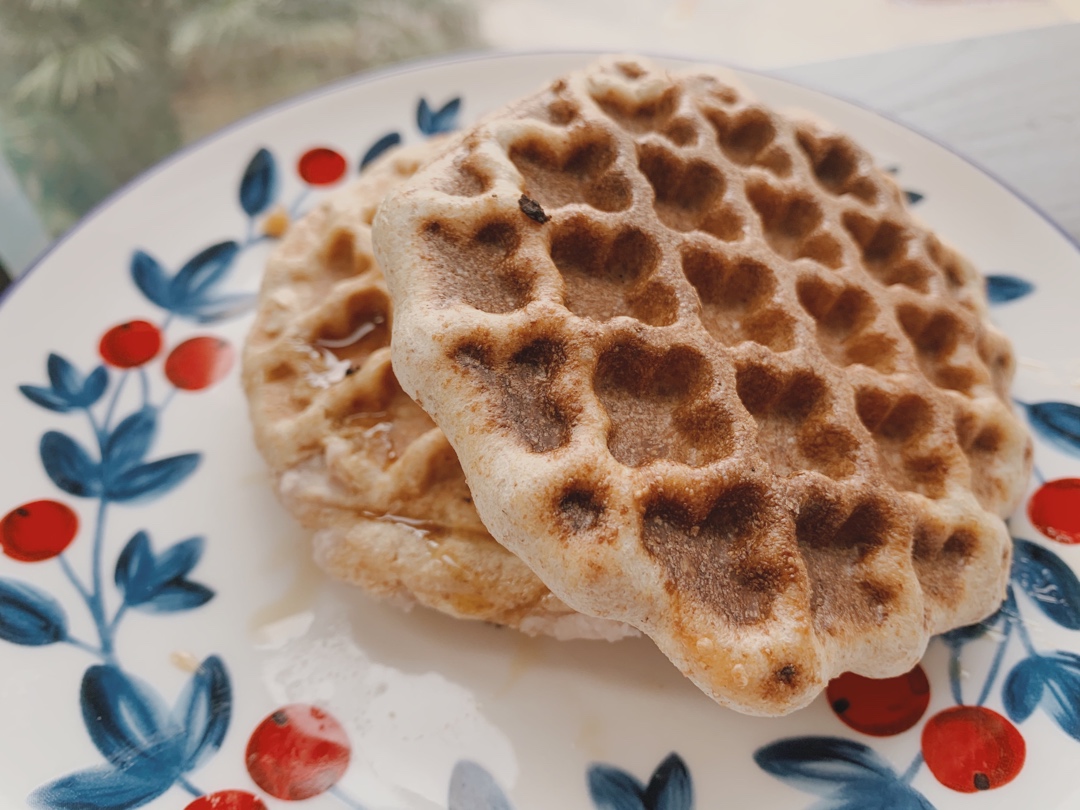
[138,366,150,409]
[289,188,310,219]
[160,386,177,415]
[901,752,924,784]
[328,784,366,810]
[976,618,1013,706]
[58,554,91,602]
[65,636,103,658]
[177,776,203,798]
[948,645,964,705]
[108,602,128,636]
[102,370,130,436]
[85,407,106,449]
[1015,612,1038,657]
[89,498,116,664]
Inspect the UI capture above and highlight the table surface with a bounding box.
[2,20,1078,281]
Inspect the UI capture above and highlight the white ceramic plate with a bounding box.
[2,52,1080,810]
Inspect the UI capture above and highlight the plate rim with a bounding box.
[3,46,1077,316]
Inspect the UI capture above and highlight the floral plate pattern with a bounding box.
[2,52,1080,810]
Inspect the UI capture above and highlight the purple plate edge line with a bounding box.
[2,45,1077,315]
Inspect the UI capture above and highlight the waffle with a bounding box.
[372,57,1033,715]
[242,141,635,641]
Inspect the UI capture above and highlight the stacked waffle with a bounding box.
[243,56,1031,715]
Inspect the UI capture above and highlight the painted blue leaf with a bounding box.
[1023,401,1080,459]
[448,760,514,810]
[78,366,109,408]
[1004,656,1046,723]
[753,737,895,797]
[1011,538,1080,629]
[41,431,101,497]
[19,384,75,413]
[28,765,173,810]
[130,250,172,309]
[239,147,278,216]
[173,655,231,772]
[644,754,691,810]
[151,536,204,583]
[81,665,184,773]
[820,781,934,810]
[360,132,403,171]
[183,291,257,324]
[48,353,83,398]
[139,580,214,613]
[1004,652,1080,740]
[0,578,67,645]
[986,274,1035,304]
[588,764,646,810]
[417,98,436,134]
[114,531,156,604]
[431,97,462,134]
[105,453,199,502]
[903,190,924,205]
[103,408,156,473]
[169,241,240,304]
[115,533,211,612]
[417,97,462,135]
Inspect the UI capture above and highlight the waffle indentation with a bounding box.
[856,387,948,498]
[642,484,791,625]
[736,362,857,479]
[747,179,843,268]
[550,216,670,324]
[321,229,370,282]
[926,235,974,290]
[706,107,791,176]
[796,494,900,631]
[423,219,532,314]
[557,486,605,533]
[913,520,976,608]
[454,339,572,453]
[797,276,894,371]
[683,246,796,349]
[637,142,742,240]
[596,340,732,467]
[435,155,491,197]
[594,83,681,134]
[312,289,390,364]
[896,302,988,394]
[509,127,631,212]
[795,127,879,203]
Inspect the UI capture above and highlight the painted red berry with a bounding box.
[921,706,1025,792]
[827,665,930,736]
[245,704,351,800]
[298,148,347,185]
[1,500,78,562]
[185,791,266,810]
[99,320,162,368]
[1029,478,1080,544]
[164,337,235,391]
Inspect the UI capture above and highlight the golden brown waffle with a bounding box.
[242,141,635,640]
[373,57,1033,715]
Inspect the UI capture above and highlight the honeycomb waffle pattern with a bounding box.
[373,57,1033,715]
[241,141,635,640]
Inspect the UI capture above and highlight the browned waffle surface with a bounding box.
[241,141,636,640]
[373,57,1032,715]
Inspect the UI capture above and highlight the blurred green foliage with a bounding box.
[0,0,481,235]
